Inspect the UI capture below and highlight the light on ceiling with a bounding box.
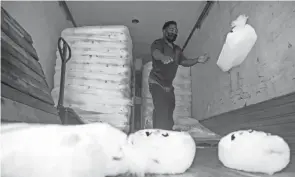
[132,19,139,24]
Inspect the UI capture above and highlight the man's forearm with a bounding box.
[180,58,199,67]
[152,50,165,61]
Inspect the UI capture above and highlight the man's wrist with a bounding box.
[194,57,200,63]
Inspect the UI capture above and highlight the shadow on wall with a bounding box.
[183,1,295,120]
[1,1,73,90]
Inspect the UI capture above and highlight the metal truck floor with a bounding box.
[145,147,295,177]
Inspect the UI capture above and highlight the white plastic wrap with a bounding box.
[1,123,107,177]
[141,62,192,129]
[1,122,146,177]
[218,129,290,175]
[173,117,219,138]
[217,15,258,72]
[61,26,131,40]
[52,26,133,131]
[127,129,196,174]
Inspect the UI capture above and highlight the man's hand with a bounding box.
[197,53,210,63]
[161,56,174,64]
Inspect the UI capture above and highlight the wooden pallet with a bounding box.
[1,7,61,124]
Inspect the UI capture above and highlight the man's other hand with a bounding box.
[197,53,210,63]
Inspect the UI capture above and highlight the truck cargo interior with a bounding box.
[1,1,295,177]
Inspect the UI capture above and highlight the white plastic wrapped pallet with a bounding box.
[51,26,133,132]
[141,62,192,129]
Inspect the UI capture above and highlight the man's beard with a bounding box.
[166,33,177,43]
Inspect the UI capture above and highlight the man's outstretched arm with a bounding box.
[178,49,209,67]
[179,57,200,67]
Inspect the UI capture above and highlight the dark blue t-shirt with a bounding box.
[149,38,186,87]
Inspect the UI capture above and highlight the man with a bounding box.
[149,20,210,130]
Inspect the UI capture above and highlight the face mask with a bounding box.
[166,32,177,43]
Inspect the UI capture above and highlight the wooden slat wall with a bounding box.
[200,92,295,154]
[1,7,61,124]
[1,7,33,44]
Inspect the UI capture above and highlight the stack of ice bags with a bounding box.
[51,26,133,132]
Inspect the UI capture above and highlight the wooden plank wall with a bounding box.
[200,91,295,154]
[1,7,61,124]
